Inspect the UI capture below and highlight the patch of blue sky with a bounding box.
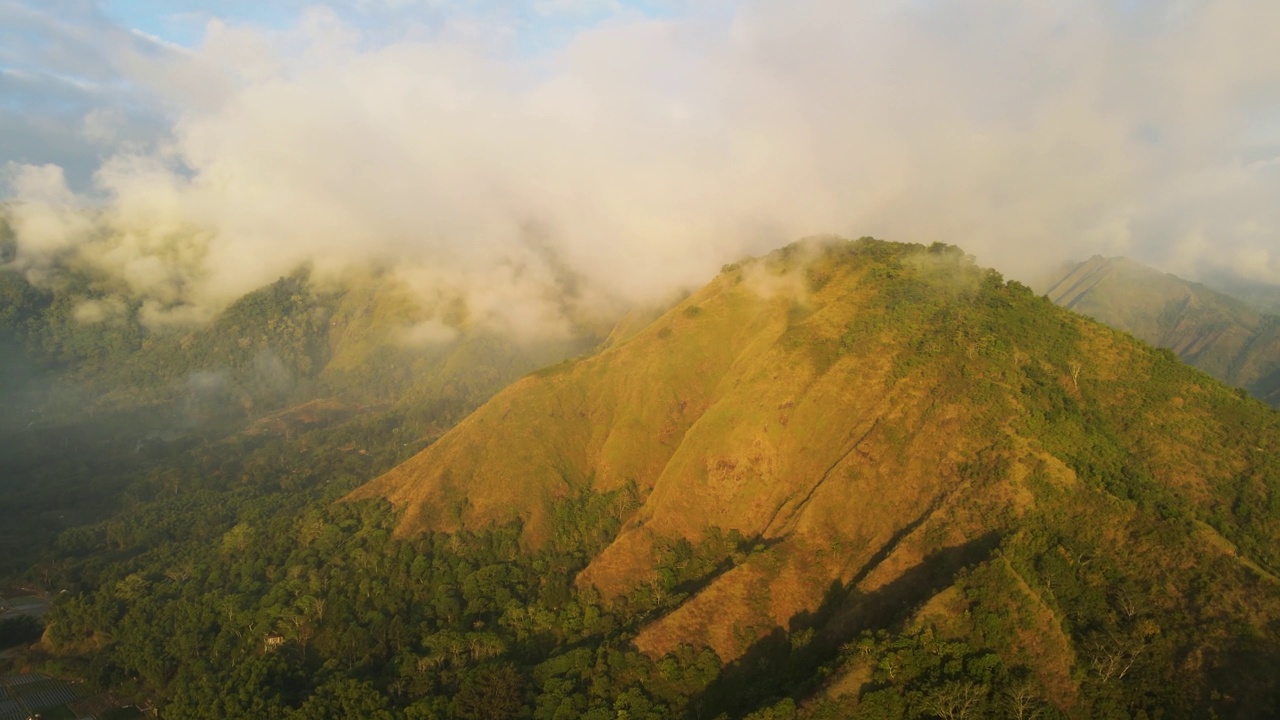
[99,0,301,47]
[98,0,682,53]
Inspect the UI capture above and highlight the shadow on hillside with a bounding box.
[688,531,1000,719]
[672,537,787,599]
[626,536,790,633]
[1205,619,1280,720]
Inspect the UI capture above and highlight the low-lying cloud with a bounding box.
[3,0,1279,333]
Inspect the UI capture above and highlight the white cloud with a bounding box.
[2,163,93,261]
[396,319,460,348]
[82,107,125,144]
[535,0,621,17]
[4,0,1280,336]
[73,296,127,324]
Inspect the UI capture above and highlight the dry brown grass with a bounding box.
[348,240,1280,673]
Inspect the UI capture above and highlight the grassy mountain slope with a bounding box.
[353,238,1280,715]
[1041,255,1280,406]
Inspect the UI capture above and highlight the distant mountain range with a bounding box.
[1040,255,1280,407]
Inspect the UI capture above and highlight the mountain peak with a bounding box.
[349,237,1280,671]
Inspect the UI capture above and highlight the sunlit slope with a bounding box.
[353,238,1280,671]
[1043,255,1280,406]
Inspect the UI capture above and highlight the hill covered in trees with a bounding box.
[348,238,1280,716]
[0,226,603,571]
[1040,255,1280,407]
[8,238,1280,719]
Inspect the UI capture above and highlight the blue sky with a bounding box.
[101,1,300,46]
[98,0,678,49]
[0,0,681,187]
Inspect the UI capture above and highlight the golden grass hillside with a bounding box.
[349,238,1280,684]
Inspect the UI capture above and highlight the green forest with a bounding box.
[3,237,1280,719]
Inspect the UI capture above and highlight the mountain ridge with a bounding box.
[351,237,1280,705]
[15,235,1280,718]
[1041,254,1280,406]
[0,256,603,569]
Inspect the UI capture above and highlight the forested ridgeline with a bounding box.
[21,443,1280,719]
[0,235,603,571]
[5,239,1279,719]
[1041,255,1280,407]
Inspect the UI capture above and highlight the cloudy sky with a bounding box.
[2,0,1279,331]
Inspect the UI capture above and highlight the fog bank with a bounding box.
[4,0,1279,332]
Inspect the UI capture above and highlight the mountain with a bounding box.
[16,237,1280,719]
[349,238,1280,716]
[1199,268,1280,315]
[0,255,602,570]
[1040,255,1280,406]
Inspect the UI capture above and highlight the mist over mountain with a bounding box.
[4,2,1280,717]
[0,251,606,571]
[2,236,1280,718]
[1041,256,1280,407]
[1199,269,1280,315]
[4,1,1280,340]
[346,237,1280,716]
